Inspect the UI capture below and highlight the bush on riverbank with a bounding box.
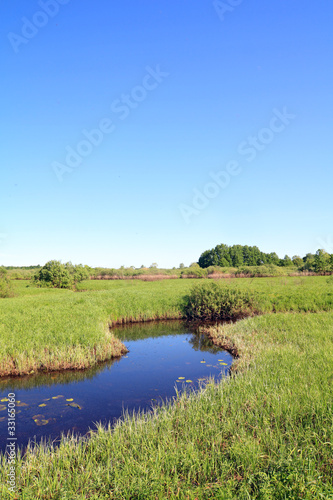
[182,280,259,320]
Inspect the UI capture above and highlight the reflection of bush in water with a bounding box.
[0,357,120,391]
[112,320,193,341]
[114,320,222,354]
[188,333,221,354]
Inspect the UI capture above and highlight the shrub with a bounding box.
[180,264,208,279]
[34,261,90,289]
[0,267,15,298]
[182,281,259,320]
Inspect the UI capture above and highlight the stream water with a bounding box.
[0,321,232,453]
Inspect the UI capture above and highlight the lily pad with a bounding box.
[186,380,193,383]
[38,404,47,407]
[52,395,64,400]
[200,361,206,363]
[32,414,48,426]
[1,398,9,402]
[16,402,28,407]
[178,377,185,380]
[66,402,82,410]
[66,398,74,402]
[32,414,55,426]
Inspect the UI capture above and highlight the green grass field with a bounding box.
[1,310,332,499]
[0,276,332,376]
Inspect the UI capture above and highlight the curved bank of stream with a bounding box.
[0,321,232,453]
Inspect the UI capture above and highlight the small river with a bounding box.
[0,321,232,453]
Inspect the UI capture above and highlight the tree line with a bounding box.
[198,244,333,273]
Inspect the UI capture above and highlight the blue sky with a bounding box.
[1,0,332,267]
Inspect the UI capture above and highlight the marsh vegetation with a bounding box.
[0,275,333,498]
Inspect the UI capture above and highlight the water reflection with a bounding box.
[0,321,232,453]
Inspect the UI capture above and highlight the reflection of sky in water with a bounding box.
[0,322,232,453]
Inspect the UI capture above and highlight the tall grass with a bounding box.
[1,312,332,498]
[0,277,332,376]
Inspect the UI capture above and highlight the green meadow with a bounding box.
[0,276,332,376]
[1,310,332,498]
[0,276,333,498]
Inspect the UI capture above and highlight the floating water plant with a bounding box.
[66,402,82,410]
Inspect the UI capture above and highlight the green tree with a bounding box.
[303,253,315,271]
[198,250,214,268]
[314,249,330,273]
[219,258,230,267]
[280,255,293,267]
[268,252,280,265]
[329,254,333,272]
[230,245,244,267]
[292,255,303,268]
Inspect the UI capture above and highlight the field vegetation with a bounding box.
[4,244,333,284]
[0,276,332,377]
[1,310,332,498]
[0,274,333,497]
[198,243,333,274]
[0,267,15,298]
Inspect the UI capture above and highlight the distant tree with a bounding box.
[314,249,330,273]
[329,254,333,272]
[303,253,315,271]
[292,255,303,268]
[198,250,214,268]
[198,243,283,268]
[150,263,158,268]
[179,263,185,269]
[215,244,232,266]
[279,255,293,267]
[219,258,230,267]
[268,252,280,265]
[198,243,333,272]
[140,265,145,269]
[230,245,244,267]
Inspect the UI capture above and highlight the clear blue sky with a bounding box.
[1,0,332,267]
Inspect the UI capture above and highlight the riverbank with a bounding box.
[1,311,332,498]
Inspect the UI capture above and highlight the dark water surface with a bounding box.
[0,321,232,453]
